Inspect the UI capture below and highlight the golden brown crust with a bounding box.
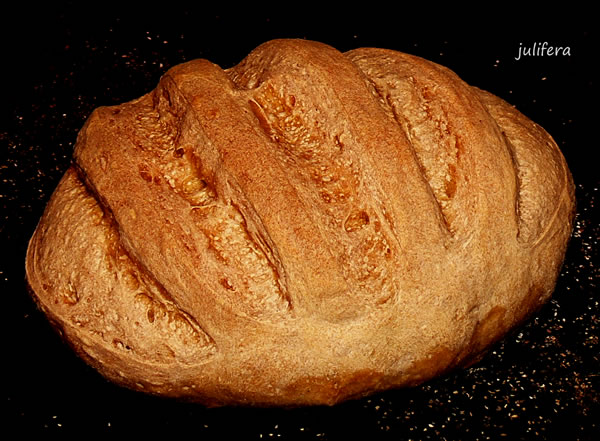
[25,39,575,406]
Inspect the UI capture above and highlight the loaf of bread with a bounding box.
[25,39,575,406]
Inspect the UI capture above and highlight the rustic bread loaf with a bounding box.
[25,39,575,407]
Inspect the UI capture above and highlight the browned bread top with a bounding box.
[25,39,575,406]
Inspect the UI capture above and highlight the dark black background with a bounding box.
[2,4,598,439]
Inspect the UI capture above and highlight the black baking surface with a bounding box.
[3,5,598,439]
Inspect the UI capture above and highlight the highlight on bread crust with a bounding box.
[25,39,575,407]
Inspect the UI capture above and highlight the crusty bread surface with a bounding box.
[25,39,575,407]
